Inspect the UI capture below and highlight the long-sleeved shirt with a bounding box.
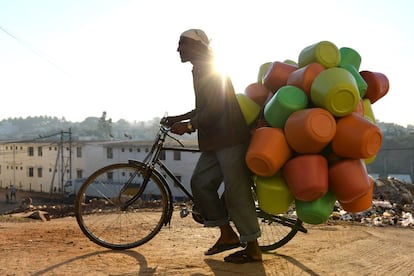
[190,62,250,151]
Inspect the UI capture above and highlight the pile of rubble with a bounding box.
[2,178,413,227]
[330,177,414,227]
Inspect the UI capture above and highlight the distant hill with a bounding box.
[1,114,413,180]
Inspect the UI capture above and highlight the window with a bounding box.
[76,147,82,158]
[173,151,181,160]
[107,147,113,159]
[38,146,43,156]
[159,150,166,160]
[28,167,34,177]
[28,147,34,156]
[137,148,141,152]
[129,148,132,152]
[37,168,43,178]
[76,169,83,179]
[121,148,125,152]
[107,171,113,180]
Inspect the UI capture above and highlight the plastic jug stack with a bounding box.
[240,40,389,224]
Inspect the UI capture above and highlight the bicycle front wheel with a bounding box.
[75,163,169,250]
[257,208,304,251]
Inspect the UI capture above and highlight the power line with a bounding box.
[0,24,67,74]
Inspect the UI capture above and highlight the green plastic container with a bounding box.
[295,191,336,225]
[264,85,308,129]
[339,47,362,71]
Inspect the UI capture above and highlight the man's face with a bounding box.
[177,36,200,63]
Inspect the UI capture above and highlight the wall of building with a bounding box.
[0,140,200,197]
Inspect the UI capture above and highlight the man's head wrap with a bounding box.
[180,29,210,48]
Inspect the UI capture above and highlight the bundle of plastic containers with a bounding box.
[237,41,389,224]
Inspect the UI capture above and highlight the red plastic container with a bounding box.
[286,63,325,97]
[339,176,374,213]
[262,61,298,92]
[283,154,329,201]
[331,112,382,159]
[244,82,271,107]
[360,70,389,104]
[245,127,292,177]
[329,158,371,203]
[284,108,336,154]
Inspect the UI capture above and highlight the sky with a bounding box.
[0,0,413,126]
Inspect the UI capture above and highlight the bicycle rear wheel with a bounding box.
[75,163,169,250]
[257,207,305,251]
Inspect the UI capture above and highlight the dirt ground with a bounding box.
[1,190,413,275]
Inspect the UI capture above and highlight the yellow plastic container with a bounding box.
[340,64,367,98]
[255,175,294,215]
[362,98,376,123]
[236,93,261,126]
[298,41,340,68]
[311,67,360,117]
[257,62,272,83]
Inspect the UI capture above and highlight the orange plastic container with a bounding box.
[295,191,336,224]
[262,61,298,92]
[360,71,390,104]
[331,112,382,159]
[338,47,362,70]
[310,67,360,117]
[255,175,294,215]
[244,82,271,107]
[328,158,371,203]
[339,176,374,213]
[298,41,340,68]
[286,63,325,98]
[284,108,336,153]
[245,127,292,177]
[283,154,329,201]
[264,85,308,129]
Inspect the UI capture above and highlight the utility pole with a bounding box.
[69,128,72,182]
[40,129,72,195]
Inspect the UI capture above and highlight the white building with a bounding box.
[0,139,200,198]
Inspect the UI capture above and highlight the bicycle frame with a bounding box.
[126,125,199,225]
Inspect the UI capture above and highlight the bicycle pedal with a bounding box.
[180,208,189,218]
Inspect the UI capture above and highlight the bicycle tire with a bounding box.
[75,163,169,250]
[257,208,303,252]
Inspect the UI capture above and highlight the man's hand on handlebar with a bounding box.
[170,122,192,135]
[160,116,176,127]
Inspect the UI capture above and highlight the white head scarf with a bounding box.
[180,29,210,48]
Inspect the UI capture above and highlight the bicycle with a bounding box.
[74,124,307,251]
